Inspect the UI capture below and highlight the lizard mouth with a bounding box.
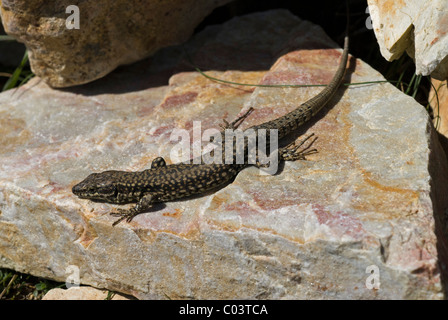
[72,182,85,197]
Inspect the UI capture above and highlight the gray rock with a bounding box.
[0,10,446,299]
[0,0,233,87]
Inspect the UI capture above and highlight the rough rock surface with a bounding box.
[42,286,131,300]
[0,0,233,87]
[0,10,447,299]
[367,0,448,80]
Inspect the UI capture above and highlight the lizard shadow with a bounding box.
[58,20,352,96]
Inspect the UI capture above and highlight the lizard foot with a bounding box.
[110,208,140,227]
[220,107,254,130]
[280,133,318,161]
[110,194,154,226]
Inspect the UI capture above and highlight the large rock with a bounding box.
[0,10,447,299]
[0,0,233,87]
[368,0,448,80]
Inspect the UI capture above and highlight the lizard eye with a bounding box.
[98,183,117,198]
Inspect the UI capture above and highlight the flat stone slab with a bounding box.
[0,10,447,299]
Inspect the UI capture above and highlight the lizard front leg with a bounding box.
[110,193,154,226]
[151,156,166,168]
[220,107,254,130]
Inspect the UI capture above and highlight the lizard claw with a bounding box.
[219,119,232,130]
[221,107,254,130]
[280,133,318,161]
[110,208,139,226]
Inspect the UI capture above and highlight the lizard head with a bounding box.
[72,171,119,202]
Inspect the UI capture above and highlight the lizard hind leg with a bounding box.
[255,133,317,168]
[279,133,318,161]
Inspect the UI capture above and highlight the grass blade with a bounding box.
[0,35,16,41]
[2,50,29,91]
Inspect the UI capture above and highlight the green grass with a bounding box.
[0,268,63,300]
[0,35,15,41]
[0,32,34,92]
[2,50,34,92]
[0,267,121,300]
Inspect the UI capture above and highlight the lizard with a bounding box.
[72,34,349,226]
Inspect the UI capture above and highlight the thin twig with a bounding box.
[0,274,18,299]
